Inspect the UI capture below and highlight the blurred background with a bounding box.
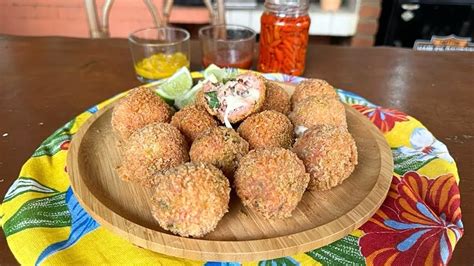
[0,0,473,47]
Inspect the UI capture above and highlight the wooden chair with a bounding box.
[84,0,226,39]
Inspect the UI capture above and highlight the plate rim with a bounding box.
[67,94,393,262]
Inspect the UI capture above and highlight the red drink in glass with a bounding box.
[202,49,253,69]
[199,25,256,70]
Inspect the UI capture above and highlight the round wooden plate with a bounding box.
[67,82,393,262]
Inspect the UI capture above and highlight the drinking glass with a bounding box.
[129,27,190,83]
[199,24,256,69]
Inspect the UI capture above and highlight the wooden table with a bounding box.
[0,36,472,265]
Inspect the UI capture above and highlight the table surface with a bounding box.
[0,35,472,265]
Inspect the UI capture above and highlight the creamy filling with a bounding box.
[223,95,248,128]
[217,78,260,128]
[295,125,309,137]
[204,75,261,128]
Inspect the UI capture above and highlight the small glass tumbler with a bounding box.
[129,27,190,83]
[199,24,256,69]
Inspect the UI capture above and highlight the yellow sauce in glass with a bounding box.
[134,52,190,80]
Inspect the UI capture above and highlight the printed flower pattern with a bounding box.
[353,105,409,133]
[337,90,376,107]
[392,128,455,175]
[360,172,463,265]
[0,72,463,265]
[399,128,454,163]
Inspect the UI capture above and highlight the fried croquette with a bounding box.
[261,81,291,115]
[111,86,173,140]
[289,97,347,137]
[237,110,294,149]
[151,162,230,237]
[293,125,358,191]
[199,73,266,126]
[291,79,338,108]
[117,123,189,187]
[234,148,309,219]
[190,127,249,177]
[171,104,218,142]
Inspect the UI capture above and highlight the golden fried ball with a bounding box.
[291,79,338,108]
[151,162,230,237]
[289,97,347,137]
[171,104,219,142]
[234,148,309,219]
[117,123,189,187]
[190,127,249,177]
[293,125,358,191]
[111,86,173,140]
[261,81,291,115]
[238,110,294,149]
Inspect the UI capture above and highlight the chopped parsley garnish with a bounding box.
[205,91,220,109]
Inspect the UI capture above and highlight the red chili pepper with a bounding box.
[258,13,310,76]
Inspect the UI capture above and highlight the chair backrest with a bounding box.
[84,0,226,39]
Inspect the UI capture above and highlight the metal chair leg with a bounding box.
[162,0,174,26]
[101,0,115,36]
[84,0,198,38]
[144,0,163,27]
[84,0,113,38]
[84,0,102,38]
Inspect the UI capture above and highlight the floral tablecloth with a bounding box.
[0,71,463,265]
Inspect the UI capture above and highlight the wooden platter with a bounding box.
[67,82,393,262]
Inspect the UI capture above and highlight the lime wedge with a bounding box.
[174,81,204,109]
[203,64,225,81]
[207,73,218,83]
[156,67,193,100]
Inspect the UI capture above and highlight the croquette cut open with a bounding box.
[199,72,266,127]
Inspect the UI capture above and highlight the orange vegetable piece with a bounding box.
[258,13,310,76]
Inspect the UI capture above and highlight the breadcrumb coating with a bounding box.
[234,148,309,219]
[151,162,230,237]
[190,127,249,177]
[293,125,358,191]
[289,97,347,137]
[291,79,338,108]
[261,81,291,115]
[117,123,189,187]
[238,110,294,149]
[171,104,218,142]
[111,86,173,140]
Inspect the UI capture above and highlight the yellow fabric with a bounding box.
[0,71,461,265]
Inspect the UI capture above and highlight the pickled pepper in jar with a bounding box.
[258,0,310,76]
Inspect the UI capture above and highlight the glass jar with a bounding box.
[258,0,311,76]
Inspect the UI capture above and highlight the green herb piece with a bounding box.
[206,91,220,109]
